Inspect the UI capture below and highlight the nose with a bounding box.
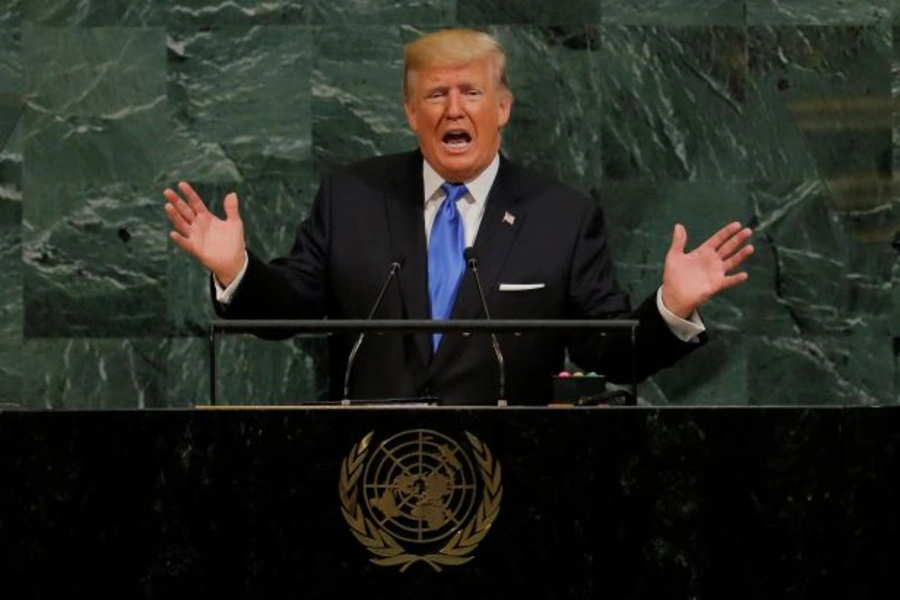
[446,90,464,119]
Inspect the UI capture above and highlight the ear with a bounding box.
[497,90,513,129]
[404,98,419,133]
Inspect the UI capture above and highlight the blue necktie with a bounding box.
[429,182,468,351]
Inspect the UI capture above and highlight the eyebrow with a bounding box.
[422,82,483,95]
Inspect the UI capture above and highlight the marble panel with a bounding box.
[0,25,21,225]
[748,0,898,24]
[458,0,600,25]
[22,28,166,337]
[311,25,419,177]
[0,338,21,406]
[165,0,307,26]
[896,337,900,401]
[0,225,21,338]
[24,109,170,197]
[25,26,164,117]
[746,26,892,181]
[208,334,328,405]
[168,334,329,406]
[0,97,21,225]
[893,24,900,219]
[494,26,603,194]
[0,225,22,407]
[22,338,169,409]
[746,181,896,337]
[0,1,22,29]
[310,0,453,24]
[600,25,749,181]
[602,0,744,25]
[166,337,209,406]
[22,26,168,195]
[639,333,748,405]
[24,182,168,337]
[166,26,312,184]
[0,26,21,93]
[894,257,900,338]
[22,0,160,26]
[748,334,894,405]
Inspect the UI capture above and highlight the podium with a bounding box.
[0,405,897,599]
[207,318,641,405]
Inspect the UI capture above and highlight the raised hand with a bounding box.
[661,221,754,319]
[163,182,247,287]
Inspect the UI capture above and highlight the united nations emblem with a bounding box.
[339,429,502,572]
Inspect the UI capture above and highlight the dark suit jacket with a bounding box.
[216,150,705,405]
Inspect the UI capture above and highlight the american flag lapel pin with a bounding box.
[502,211,515,226]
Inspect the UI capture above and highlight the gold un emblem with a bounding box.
[339,429,502,572]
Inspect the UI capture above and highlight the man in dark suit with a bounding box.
[163,28,753,405]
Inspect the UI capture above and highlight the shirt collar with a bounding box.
[422,153,500,205]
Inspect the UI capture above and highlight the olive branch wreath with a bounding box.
[338,430,502,572]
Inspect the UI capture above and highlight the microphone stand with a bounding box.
[343,261,402,402]
[464,248,507,407]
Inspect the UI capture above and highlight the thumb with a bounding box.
[668,223,687,255]
[222,192,241,222]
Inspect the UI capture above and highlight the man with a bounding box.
[163,28,753,405]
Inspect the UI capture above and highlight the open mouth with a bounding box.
[442,130,472,153]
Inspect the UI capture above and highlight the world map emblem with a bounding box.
[339,429,502,571]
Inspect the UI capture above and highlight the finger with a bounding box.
[668,223,687,255]
[716,227,753,259]
[723,245,754,272]
[222,192,241,222]
[163,188,196,224]
[164,203,193,237]
[719,271,749,291]
[177,181,210,216]
[169,230,194,254]
[702,221,743,251]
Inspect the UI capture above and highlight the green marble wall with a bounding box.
[0,0,897,408]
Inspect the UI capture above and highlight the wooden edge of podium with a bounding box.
[195,404,434,410]
[193,403,602,410]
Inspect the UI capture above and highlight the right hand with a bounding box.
[163,182,247,287]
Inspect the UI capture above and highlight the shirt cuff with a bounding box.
[656,286,705,342]
[213,252,249,305]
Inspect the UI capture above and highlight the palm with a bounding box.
[163,182,246,285]
[186,211,243,271]
[661,222,753,319]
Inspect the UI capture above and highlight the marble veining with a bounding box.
[0,1,894,406]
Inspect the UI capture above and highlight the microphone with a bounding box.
[342,258,403,402]
[463,247,507,406]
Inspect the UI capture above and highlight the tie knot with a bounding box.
[440,182,469,205]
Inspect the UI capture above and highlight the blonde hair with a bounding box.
[402,28,510,99]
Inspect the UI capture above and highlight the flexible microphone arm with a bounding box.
[343,260,402,401]
[464,247,507,406]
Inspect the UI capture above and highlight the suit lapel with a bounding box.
[384,150,432,367]
[431,156,526,370]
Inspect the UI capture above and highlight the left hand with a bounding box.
[661,221,754,319]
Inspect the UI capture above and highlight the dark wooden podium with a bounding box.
[0,405,897,599]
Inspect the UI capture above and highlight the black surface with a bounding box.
[0,406,895,599]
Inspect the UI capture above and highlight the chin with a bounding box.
[435,157,477,181]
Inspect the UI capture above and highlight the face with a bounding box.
[404,56,512,183]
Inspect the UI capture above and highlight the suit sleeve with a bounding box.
[210,177,332,331]
[564,202,706,384]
